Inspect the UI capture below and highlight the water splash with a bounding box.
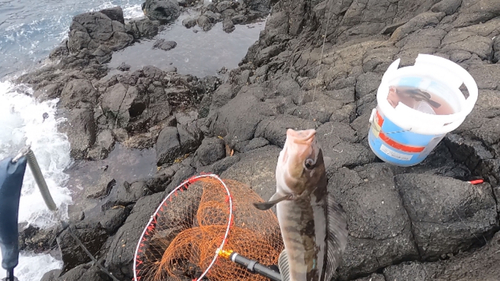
[0,81,72,228]
[0,252,63,280]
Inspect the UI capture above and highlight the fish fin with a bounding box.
[278,249,290,281]
[253,193,291,210]
[324,192,348,281]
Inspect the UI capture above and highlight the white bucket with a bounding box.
[368,54,478,166]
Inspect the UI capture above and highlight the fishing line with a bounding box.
[308,0,333,120]
[312,0,332,99]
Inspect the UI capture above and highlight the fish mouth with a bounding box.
[282,129,319,184]
[287,129,316,145]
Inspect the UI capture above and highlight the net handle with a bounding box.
[133,173,233,281]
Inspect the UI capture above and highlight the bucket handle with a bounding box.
[415,54,478,116]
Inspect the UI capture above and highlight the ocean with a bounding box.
[0,0,263,279]
[1,2,144,278]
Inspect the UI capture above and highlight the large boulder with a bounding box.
[125,18,160,39]
[155,126,181,165]
[221,146,281,200]
[330,164,418,280]
[142,0,180,24]
[100,83,146,128]
[395,173,498,259]
[58,106,97,159]
[68,7,133,54]
[192,137,226,168]
[57,222,108,272]
[384,230,500,280]
[59,79,98,108]
[104,192,166,279]
[42,264,110,281]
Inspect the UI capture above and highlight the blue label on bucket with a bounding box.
[368,109,445,166]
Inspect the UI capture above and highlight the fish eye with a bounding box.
[304,158,315,170]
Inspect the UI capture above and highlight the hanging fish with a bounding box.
[254,129,348,281]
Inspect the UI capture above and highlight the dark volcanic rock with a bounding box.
[117,62,131,71]
[395,173,498,259]
[384,231,500,280]
[165,163,197,190]
[112,181,151,206]
[59,106,96,159]
[353,273,386,281]
[222,17,235,33]
[146,164,179,193]
[197,15,215,31]
[454,0,500,27]
[182,17,197,28]
[142,0,180,24]
[40,269,63,281]
[384,261,434,281]
[152,38,177,51]
[97,207,131,235]
[192,137,226,168]
[331,164,418,280]
[255,114,319,147]
[87,129,115,160]
[316,122,376,169]
[155,126,181,165]
[68,7,133,54]
[84,174,115,199]
[199,154,241,175]
[221,146,280,200]
[59,79,97,108]
[19,225,57,253]
[101,83,144,128]
[51,264,111,281]
[182,0,270,33]
[177,0,198,7]
[242,137,269,152]
[104,192,165,280]
[57,222,108,272]
[243,0,271,14]
[125,18,160,39]
[208,85,283,147]
[493,35,500,63]
[176,111,204,154]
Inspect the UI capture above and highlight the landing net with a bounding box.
[133,174,283,281]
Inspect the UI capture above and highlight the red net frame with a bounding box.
[134,174,233,281]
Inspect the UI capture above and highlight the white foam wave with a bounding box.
[0,81,72,229]
[123,4,144,19]
[0,252,62,281]
[93,1,144,19]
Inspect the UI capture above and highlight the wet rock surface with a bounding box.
[142,0,180,24]
[184,0,271,33]
[16,0,500,280]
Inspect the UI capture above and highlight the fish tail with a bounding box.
[278,249,290,281]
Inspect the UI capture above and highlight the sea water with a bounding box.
[1,1,144,279]
[0,0,144,79]
[0,81,72,280]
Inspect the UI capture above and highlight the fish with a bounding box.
[254,128,348,281]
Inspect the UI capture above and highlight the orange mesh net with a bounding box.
[134,175,284,281]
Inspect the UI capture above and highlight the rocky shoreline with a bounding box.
[13,0,500,280]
